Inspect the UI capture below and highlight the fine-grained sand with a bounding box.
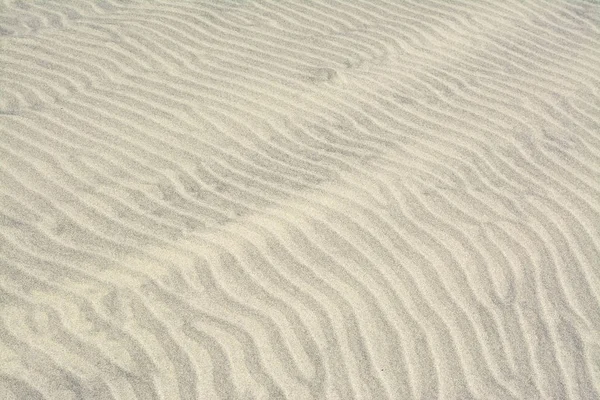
[1,0,600,399]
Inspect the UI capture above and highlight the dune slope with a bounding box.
[1,0,600,399]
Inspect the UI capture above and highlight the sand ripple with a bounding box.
[1,0,600,398]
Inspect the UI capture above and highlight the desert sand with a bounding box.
[1,0,600,399]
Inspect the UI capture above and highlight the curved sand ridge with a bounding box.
[1,0,600,398]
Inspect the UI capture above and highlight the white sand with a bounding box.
[1,0,600,399]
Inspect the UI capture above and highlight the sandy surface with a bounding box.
[1,0,600,399]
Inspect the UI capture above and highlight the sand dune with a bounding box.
[1,0,600,398]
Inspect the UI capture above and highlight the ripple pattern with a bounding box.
[1,0,600,399]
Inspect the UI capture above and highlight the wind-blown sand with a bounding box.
[1,0,600,398]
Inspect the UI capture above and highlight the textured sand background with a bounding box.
[1,0,600,399]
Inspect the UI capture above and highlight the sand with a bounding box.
[1,0,600,399]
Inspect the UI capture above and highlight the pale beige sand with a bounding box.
[1,0,600,399]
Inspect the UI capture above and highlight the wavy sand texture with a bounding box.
[1,0,600,399]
